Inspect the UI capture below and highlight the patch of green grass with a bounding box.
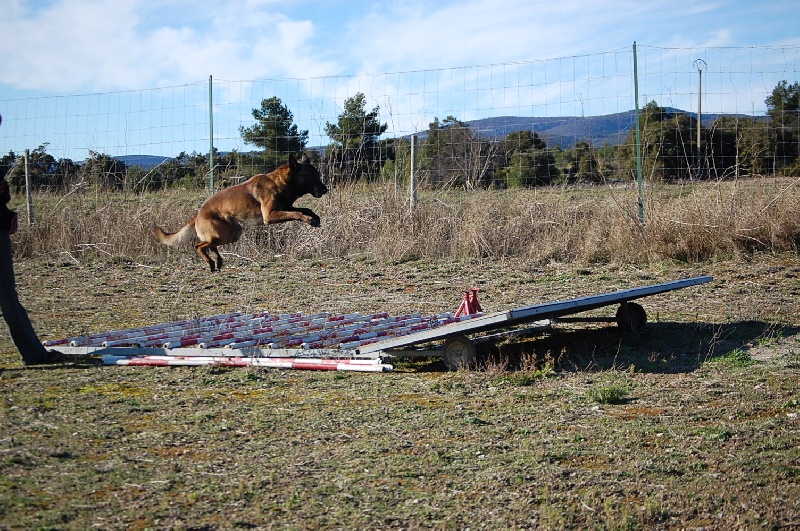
[706,348,756,369]
[696,426,734,442]
[782,398,799,409]
[586,384,630,404]
[495,363,556,386]
[754,326,784,347]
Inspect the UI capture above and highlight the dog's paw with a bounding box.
[309,216,321,228]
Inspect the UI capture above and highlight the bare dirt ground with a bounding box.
[1,253,798,529]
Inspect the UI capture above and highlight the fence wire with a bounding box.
[1,45,798,191]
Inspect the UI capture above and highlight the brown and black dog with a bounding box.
[154,153,327,271]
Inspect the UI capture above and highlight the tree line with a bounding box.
[2,81,798,193]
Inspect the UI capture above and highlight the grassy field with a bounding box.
[1,180,799,529]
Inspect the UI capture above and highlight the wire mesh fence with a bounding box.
[1,44,798,192]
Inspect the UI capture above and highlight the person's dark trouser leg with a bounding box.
[0,233,48,364]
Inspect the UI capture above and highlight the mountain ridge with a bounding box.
[117,108,766,170]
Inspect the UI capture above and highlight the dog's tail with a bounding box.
[153,216,197,247]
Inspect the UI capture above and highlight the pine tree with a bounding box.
[239,97,308,169]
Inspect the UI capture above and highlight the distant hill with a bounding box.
[116,155,172,170]
[112,109,768,167]
[464,113,635,148]
[465,108,766,148]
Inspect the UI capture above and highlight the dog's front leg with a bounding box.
[263,208,320,227]
[292,207,320,227]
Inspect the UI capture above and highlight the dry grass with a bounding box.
[8,177,799,266]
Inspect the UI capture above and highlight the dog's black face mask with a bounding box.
[290,154,328,199]
[303,165,328,198]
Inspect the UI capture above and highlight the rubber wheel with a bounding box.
[442,335,477,371]
[615,302,647,332]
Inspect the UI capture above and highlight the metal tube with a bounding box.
[694,59,706,178]
[633,42,644,225]
[409,134,418,212]
[208,75,215,193]
[698,68,702,172]
[24,149,34,226]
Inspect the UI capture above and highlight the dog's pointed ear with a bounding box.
[289,154,298,172]
[300,152,310,164]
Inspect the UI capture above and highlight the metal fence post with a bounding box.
[23,149,34,226]
[633,42,644,225]
[409,134,418,213]
[694,59,707,178]
[208,75,215,193]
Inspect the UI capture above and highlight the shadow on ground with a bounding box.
[400,320,799,374]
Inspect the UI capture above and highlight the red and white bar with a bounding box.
[102,355,393,372]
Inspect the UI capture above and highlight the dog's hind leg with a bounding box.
[195,241,218,272]
[209,247,223,271]
[195,216,238,272]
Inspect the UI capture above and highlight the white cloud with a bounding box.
[2,0,796,97]
[0,0,141,91]
[344,0,643,75]
[0,0,340,93]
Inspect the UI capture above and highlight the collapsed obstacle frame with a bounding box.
[49,276,712,372]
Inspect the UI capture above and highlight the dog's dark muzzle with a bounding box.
[312,183,328,198]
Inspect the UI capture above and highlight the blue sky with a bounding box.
[1,0,798,159]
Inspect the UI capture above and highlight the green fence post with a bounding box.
[633,42,644,225]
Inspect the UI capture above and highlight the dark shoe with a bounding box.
[45,350,68,362]
[24,349,68,365]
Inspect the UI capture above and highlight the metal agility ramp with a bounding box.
[49,276,712,372]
